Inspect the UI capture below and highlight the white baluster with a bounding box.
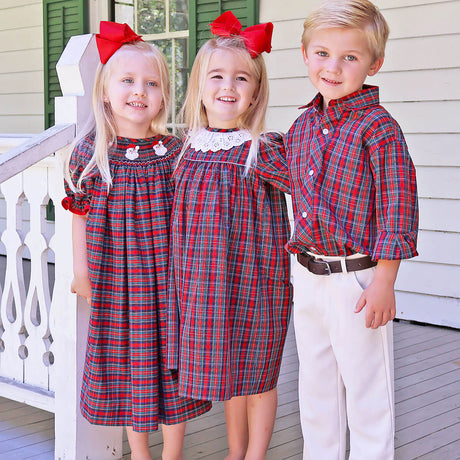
[23,166,52,389]
[0,175,27,382]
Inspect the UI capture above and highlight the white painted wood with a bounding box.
[414,230,460,265]
[0,124,75,184]
[382,2,460,39]
[416,166,460,200]
[405,134,460,167]
[0,174,27,383]
[0,3,42,29]
[382,101,460,134]
[22,167,52,389]
[0,379,54,412]
[0,116,44,134]
[0,93,43,116]
[0,71,43,94]
[418,198,460,232]
[396,260,460,299]
[396,292,460,328]
[0,25,42,52]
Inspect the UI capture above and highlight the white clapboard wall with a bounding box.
[0,0,44,134]
[261,0,460,328]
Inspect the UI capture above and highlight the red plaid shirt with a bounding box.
[284,85,418,260]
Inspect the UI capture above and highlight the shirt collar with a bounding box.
[300,85,380,112]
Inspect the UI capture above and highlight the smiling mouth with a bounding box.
[322,78,341,85]
[217,96,236,102]
[128,102,147,108]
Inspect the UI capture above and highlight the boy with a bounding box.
[284,1,419,459]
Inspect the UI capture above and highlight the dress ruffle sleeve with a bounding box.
[62,135,97,215]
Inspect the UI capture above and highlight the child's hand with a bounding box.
[354,259,401,329]
[355,278,395,328]
[71,276,92,304]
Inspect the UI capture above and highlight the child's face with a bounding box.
[104,49,163,138]
[302,27,383,109]
[202,49,258,129]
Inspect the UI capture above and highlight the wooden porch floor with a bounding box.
[0,320,459,459]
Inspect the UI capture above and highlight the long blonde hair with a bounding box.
[179,36,269,170]
[65,41,171,191]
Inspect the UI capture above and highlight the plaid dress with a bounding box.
[168,128,292,401]
[62,133,211,432]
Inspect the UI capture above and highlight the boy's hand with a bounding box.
[354,259,401,329]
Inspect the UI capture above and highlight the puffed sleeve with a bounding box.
[61,135,97,215]
[255,132,291,193]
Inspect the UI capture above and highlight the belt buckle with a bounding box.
[309,256,332,275]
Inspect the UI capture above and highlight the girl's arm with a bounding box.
[71,213,92,303]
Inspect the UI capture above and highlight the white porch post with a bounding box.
[52,34,123,459]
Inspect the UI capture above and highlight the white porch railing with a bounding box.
[0,34,123,459]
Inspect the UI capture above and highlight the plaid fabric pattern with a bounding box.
[167,129,292,401]
[63,134,211,432]
[284,85,419,260]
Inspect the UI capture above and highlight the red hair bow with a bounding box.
[210,11,273,58]
[96,21,143,64]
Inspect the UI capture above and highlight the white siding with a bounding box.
[0,0,44,134]
[261,0,460,328]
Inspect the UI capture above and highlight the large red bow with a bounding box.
[96,21,143,64]
[210,11,273,58]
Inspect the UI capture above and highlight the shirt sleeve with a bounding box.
[62,136,96,215]
[254,132,291,193]
[369,121,419,260]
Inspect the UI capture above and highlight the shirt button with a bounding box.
[308,170,314,176]
[322,128,329,135]
[302,211,308,218]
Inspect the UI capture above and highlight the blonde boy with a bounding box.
[284,1,419,458]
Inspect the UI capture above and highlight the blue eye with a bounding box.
[236,76,248,82]
[317,51,328,57]
[148,81,158,87]
[345,55,357,61]
[122,78,134,83]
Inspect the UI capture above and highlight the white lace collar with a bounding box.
[189,128,252,152]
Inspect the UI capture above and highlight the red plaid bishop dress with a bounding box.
[167,128,292,401]
[63,133,211,432]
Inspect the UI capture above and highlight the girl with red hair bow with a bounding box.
[167,11,292,459]
[63,21,211,459]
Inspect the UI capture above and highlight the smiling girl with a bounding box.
[63,22,210,460]
[167,12,292,460]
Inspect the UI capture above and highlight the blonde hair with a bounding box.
[302,0,389,61]
[65,40,170,191]
[180,36,269,170]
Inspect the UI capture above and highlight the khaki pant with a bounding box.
[293,256,395,460]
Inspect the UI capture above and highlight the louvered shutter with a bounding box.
[189,0,258,63]
[43,0,87,128]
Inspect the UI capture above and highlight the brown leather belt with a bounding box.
[297,253,377,275]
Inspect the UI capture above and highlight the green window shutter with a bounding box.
[43,0,88,128]
[189,0,258,64]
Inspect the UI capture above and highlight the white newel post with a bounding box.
[53,34,123,459]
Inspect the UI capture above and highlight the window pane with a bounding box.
[151,40,173,123]
[137,0,166,34]
[170,0,188,31]
[115,4,134,27]
[175,38,189,120]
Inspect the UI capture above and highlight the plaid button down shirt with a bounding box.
[284,85,419,260]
